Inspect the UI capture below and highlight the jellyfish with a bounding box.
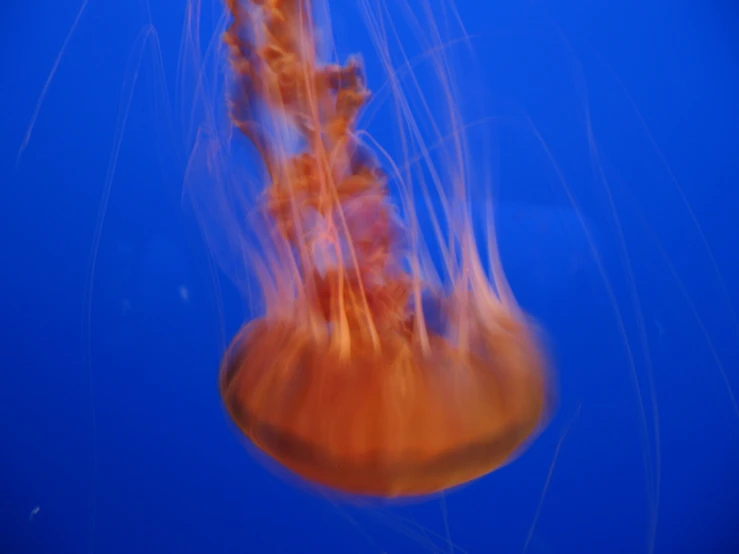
[207,0,552,498]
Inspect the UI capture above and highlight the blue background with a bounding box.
[2,1,738,553]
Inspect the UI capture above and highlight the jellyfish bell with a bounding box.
[186,0,553,498]
[219,278,550,497]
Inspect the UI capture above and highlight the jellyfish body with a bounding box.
[215,0,550,497]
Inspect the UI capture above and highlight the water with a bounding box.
[2,1,738,552]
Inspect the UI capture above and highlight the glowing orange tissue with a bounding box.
[217,0,551,497]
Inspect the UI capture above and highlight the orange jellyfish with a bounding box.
[214,0,551,497]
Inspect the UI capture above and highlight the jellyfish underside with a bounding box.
[216,0,548,497]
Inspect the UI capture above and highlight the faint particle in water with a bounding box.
[28,506,40,522]
[178,285,190,302]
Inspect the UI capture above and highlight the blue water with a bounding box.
[2,1,738,553]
